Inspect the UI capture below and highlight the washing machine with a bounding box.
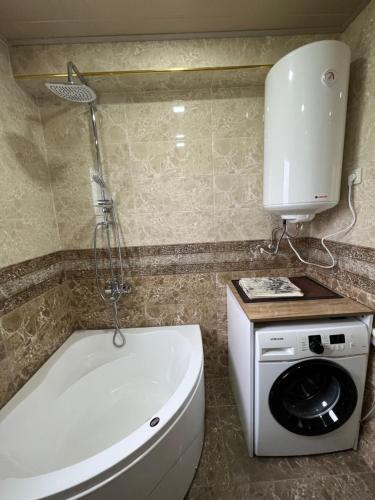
[254,317,370,456]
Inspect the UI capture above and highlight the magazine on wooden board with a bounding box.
[238,277,304,300]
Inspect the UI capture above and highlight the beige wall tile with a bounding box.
[97,103,127,145]
[212,137,262,175]
[311,1,375,248]
[48,147,95,214]
[214,171,262,210]
[39,83,268,248]
[214,207,275,241]
[0,217,60,268]
[40,99,92,151]
[211,88,264,139]
[134,175,214,213]
[58,210,139,249]
[105,147,135,214]
[124,90,212,142]
[0,40,60,267]
[137,209,215,245]
[129,139,212,180]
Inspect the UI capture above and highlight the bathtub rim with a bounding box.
[0,324,203,500]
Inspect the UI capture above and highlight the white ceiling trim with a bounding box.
[7,26,340,47]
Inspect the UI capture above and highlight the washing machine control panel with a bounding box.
[302,332,355,355]
[306,333,348,353]
[256,318,369,361]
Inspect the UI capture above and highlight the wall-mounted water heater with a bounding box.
[263,40,351,223]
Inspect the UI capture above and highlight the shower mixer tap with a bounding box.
[104,281,132,300]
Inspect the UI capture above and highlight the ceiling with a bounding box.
[0,0,369,45]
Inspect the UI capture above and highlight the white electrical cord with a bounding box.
[361,403,375,423]
[287,174,357,269]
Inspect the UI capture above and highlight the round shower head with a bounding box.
[45,82,96,103]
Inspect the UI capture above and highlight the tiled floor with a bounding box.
[186,377,375,500]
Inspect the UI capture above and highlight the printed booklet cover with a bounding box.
[239,277,304,300]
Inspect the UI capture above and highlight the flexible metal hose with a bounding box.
[93,219,126,348]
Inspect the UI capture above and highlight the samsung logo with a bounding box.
[270,337,284,341]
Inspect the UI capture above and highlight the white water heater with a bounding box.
[263,40,351,223]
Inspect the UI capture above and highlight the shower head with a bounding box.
[46,61,96,103]
[45,81,96,103]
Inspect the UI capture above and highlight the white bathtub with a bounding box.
[0,325,204,500]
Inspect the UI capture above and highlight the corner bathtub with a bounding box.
[0,325,204,500]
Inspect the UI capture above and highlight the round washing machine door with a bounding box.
[269,359,358,436]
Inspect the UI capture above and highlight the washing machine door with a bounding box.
[269,359,358,436]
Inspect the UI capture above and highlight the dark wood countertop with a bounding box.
[227,280,373,323]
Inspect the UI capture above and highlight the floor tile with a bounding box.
[216,406,371,483]
[187,473,375,500]
[193,407,231,488]
[205,377,235,408]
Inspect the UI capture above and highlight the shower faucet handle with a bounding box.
[104,281,132,298]
[120,282,132,295]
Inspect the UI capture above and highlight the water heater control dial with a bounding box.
[322,69,337,86]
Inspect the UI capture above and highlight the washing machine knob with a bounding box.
[309,336,324,354]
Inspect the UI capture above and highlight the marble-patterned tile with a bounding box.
[0,355,15,409]
[48,146,95,219]
[40,99,92,151]
[306,266,375,311]
[134,175,214,213]
[214,171,262,209]
[0,217,61,268]
[204,377,217,408]
[0,163,55,222]
[212,137,262,175]
[358,412,375,472]
[102,145,135,214]
[0,283,74,404]
[202,329,229,378]
[57,212,96,250]
[192,407,231,489]
[0,40,10,79]
[136,209,215,246]
[129,139,212,180]
[211,88,264,139]
[125,91,212,142]
[188,473,375,500]
[0,42,61,270]
[57,208,138,250]
[69,271,218,330]
[309,1,375,250]
[218,406,371,485]
[136,273,216,305]
[185,485,218,500]
[97,103,127,145]
[206,377,235,407]
[214,207,278,242]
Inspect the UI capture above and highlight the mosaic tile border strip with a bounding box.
[1,237,375,316]
[304,237,375,264]
[305,238,375,310]
[0,240,297,316]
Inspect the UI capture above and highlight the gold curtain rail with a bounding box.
[14,64,273,80]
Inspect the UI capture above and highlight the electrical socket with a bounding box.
[348,168,362,185]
